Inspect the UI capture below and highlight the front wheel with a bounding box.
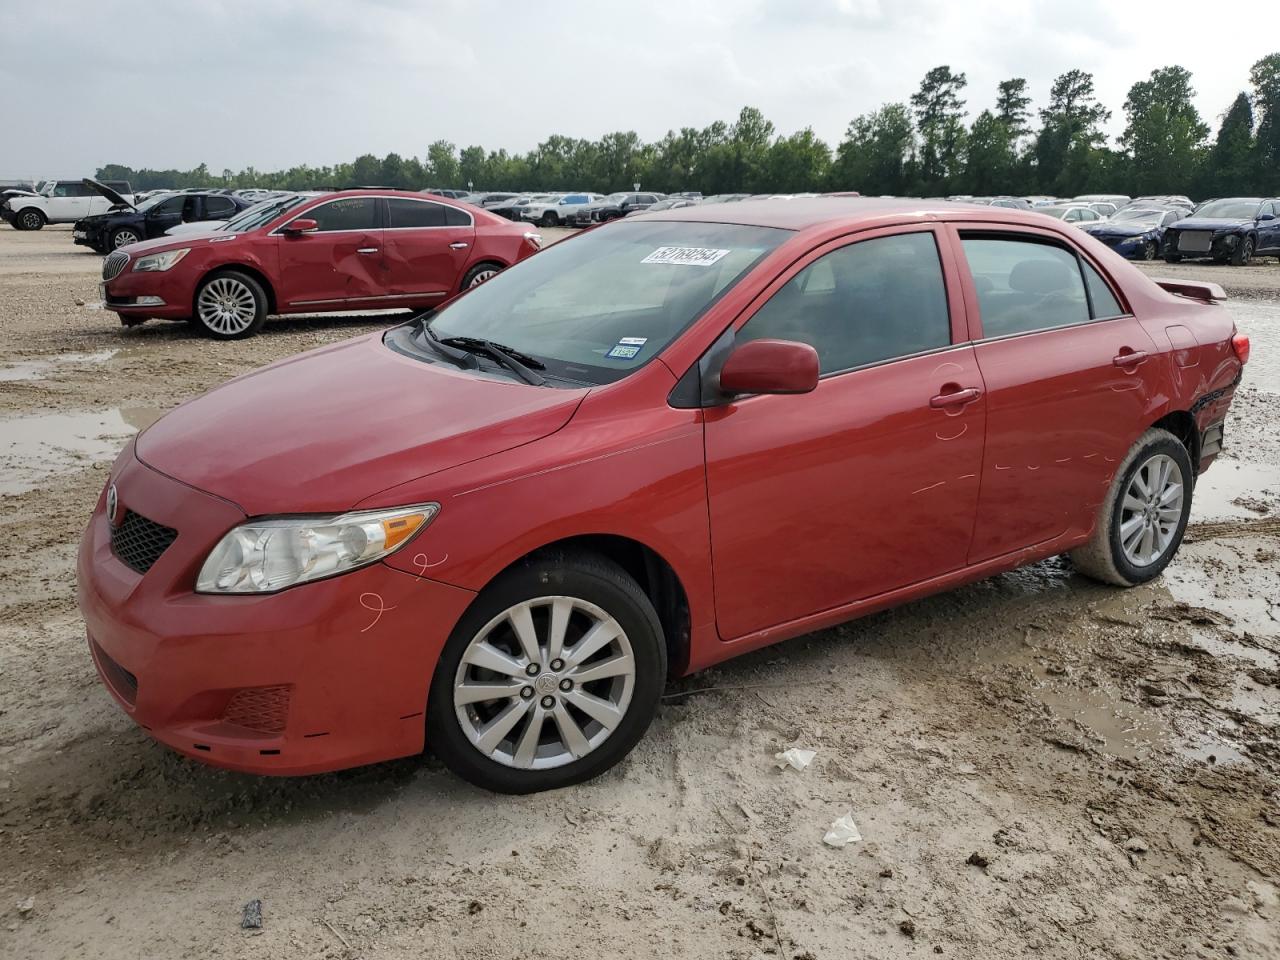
[1141,240,1157,261]
[1069,427,1193,586]
[193,270,267,339]
[1162,252,1181,263]
[539,211,558,227]
[16,208,44,231]
[426,552,667,794]
[111,227,141,249]
[1231,236,1254,266]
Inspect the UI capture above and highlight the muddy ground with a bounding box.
[0,226,1278,959]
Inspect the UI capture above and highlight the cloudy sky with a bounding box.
[2,0,1271,178]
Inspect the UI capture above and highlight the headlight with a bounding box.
[196,503,439,594]
[133,248,191,272]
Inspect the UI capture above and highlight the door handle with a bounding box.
[449,241,470,249]
[356,247,379,255]
[929,387,982,408]
[1112,350,1149,366]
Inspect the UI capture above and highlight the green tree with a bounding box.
[350,153,382,186]
[426,140,461,187]
[458,145,486,189]
[964,110,1017,195]
[1198,92,1255,197]
[1119,66,1209,196]
[1035,69,1110,195]
[1249,53,1280,192]
[995,78,1033,140]
[910,66,968,193]
[829,103,915,195]
[762,128,831,192]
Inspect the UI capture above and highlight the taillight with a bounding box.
[1232,334,1250,365]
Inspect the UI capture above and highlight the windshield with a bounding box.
[424,221,788,385]
[134,192,179,212]
[1109,208,1165,227]
[1191,199,1262,220]
[219,194,309,233]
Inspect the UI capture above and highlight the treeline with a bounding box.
[99,54,1280,200]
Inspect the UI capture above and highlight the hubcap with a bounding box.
[22,212,39,229]
[1118,453,1183,567]
[468,268,498,288]
[196,277,256,335]
[114,231,138,248]
[453,596,636,770]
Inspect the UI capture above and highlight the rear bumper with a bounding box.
[76,448,477,775]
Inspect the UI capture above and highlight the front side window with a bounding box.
[738,232,952,375]
[303,197,379,232]
[149,195,185,217]
[423,220,787,384]
[962,236,1090,337]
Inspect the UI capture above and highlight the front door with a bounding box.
[275,196,386,308]
[704,227,986,640]
[953,227,1162,562]
[380,197,475,301]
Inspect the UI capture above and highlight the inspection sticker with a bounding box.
[606,336,648,359]
[642,246,731,266]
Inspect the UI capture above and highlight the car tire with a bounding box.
[539,211,558,227]
[461,261,503,291]
[1162,252,1181,263]
[1142,240,1157,261]
[193,269,268,340]
[426,551,667,794]
[1231,236,1254,266]
[110,227,141,249]
[1069,427,1194,587]
[15,208,44,231]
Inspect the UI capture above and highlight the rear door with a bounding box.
[952,226,1161,563]
[199,195,239,224]
[52,182,95,220]
[704,226,987,639]
[381,197,475,301]
[274,196,386,308]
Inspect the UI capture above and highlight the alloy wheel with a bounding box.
[452,596,636,770]
[197,277,258,336]
[113,230,139,249]
[1118,453,1183,567]
[467,268,499,288]
[20,211,41,230]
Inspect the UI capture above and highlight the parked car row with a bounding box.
[2,178,135,230]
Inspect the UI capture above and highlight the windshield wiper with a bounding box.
[438,336,547,385]
[420,323,479,371]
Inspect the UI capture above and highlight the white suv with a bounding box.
[2,179,134,231]
[520,193,605,227]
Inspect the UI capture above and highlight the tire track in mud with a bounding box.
[1184,516,1280,542]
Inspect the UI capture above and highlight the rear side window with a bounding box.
[304,197,379,232]
[388,198,448,228]
[205,197,237,218]
[962,237,1090,337]
[739,231,952,375]
[1082,261,1123,319]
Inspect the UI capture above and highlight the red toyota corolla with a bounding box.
[78,199,1248,793]
[98,189,542,338]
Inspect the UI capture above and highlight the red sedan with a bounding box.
[98,189,542,338]
[78,199,1248,793]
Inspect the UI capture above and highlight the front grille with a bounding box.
[102,250,130,281]
[222,686,292,734]
[110,510,178,574]
[91,637,138,706]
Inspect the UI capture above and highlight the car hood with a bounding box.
[118,232,235,258]
[83,178,134,210]
[135,334,586,516]
[1173,217,1253,231]
[1085,223,1155,238]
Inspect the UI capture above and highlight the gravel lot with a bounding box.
[1,225,1278,959]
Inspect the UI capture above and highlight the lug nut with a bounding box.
[540,695,555,709]
[525,663,540,676]
[520,686,534,700]
[550,658,565,671]
[559,678,573,692]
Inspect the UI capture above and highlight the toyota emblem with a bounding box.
[106,483,119,526]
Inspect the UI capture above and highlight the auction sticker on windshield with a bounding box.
[642,246,731,266]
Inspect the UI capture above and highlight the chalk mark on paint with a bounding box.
[410,552,449,582]
[360,592,397,633]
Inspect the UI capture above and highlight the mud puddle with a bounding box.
[0,350,117,383]
[0,406,162,495]
[1189,458,1278,521]
[1227,300,1278,393]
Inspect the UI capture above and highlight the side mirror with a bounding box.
[1258,213,1276,222]
[282,218,318,235]
[719,339,820,396]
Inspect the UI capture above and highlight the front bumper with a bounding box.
[1167,230,1241,260]
[102,261,195,320]
[76,447,476,775]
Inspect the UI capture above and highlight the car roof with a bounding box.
[637,196,1078,232]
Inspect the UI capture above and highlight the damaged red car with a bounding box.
[78,199,1248,793]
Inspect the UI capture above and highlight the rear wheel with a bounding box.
[16,208,44,231]
[1069,428,1193,586]
[539,211,558,227]
[1231,236,1254,266]
[461,261,503,290]
[427,552,666,794]
[110,227,140,249]
[193,270,267,339]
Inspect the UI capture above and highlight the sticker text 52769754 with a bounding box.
[641,246,731,266]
